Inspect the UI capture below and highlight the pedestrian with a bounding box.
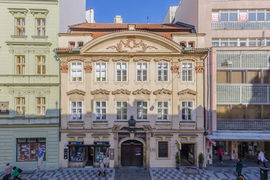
[258,150,268,168]
[3,163,12,180]
[97,159,106,177]
[12,166,22,180]
[236,159,243,176]
[218,147,223,163]
[237,174,245,180]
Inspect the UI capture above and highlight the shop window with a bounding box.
[16,138,46,162]
[217,105,231,118]
[231,71,245,84]
[158,141,168,158]
[217,71,230,84]
[94,142,109,162]
[69,142,84,162]
[247,70,261,84]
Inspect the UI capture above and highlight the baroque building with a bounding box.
[56,23,208,168]
[0,0,59,169]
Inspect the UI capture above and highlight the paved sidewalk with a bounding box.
[115,167,150,180]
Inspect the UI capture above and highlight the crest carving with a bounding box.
[154,57,172,62]
[132,88,151,95]
[91,57,110,62]
[195,66,204,73]
[91,89,110,95]
[133,57,152,62]
[112,89,131,95]
[153,88,172,95]
[60,64,68,73]
[67,89,86,96]
[84,61,92,73]
[171,65,179,73]
[178,89,197,96]
[106,37,158,53]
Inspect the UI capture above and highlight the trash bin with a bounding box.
[260,167,269,180]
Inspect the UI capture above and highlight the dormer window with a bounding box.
[77,41,84,48]
[69,41,75,48]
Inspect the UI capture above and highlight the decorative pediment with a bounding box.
[8,8,28,16]
[133,57,151,62]
[29,9,49,17]
[91,57,110,62]
[178,89,197,96]
[67,89,86,96]
[154,57,172,62]
[91,89,110,95]
[153,88,172,95]
[132,88,151,95]
[112,89,131,95]
[112,56,130,62]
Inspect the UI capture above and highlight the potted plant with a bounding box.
[176,151,180,170]
[198,153,204,169]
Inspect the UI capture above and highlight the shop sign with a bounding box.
[0,102,9,114]
[239,12,248,22]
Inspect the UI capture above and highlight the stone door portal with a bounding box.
[121,140,143,166]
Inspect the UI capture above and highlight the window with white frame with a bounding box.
[182,62,193,82]
[212,38,270,47]
[36,56,46,75]
[95,62,107,81]
[71,62,83,81]
[157,62,168,81]
[15,55,25,75]
[36,18,46,36]
[15,97,25,116]
[136,62,147,81]
[15,18,25,36]
[36,97,45,115]
[157,101,169,121]
[95,101,106,120]
[137,101,147,121]
[116,101,127,121]
[71,101,82,121]
[116,62,127,81]
[181,101,193,121]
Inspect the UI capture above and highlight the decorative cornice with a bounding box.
[112,89,131,95]
[6,41,52,46]
[178,89,197,96]
[67,89,86,96]
[133,57,151,62]
[132,88,151,95]
[29,9,49,16]
[153,88,172,95]
[91,57,110,62]
[91,89,110,95]
[8,8,28,15]
[153,57,172,62]
[178,57,197,62]
[112,57,130,62]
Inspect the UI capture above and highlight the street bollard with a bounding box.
[260,167,269,180]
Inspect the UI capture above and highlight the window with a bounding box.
[249,38,257,47]
[116,101,127,121]
[69,142,84,162]
[188,42,195,48]
[36,56,46,75]
[116,62,127,81]
[267,11,270,21]
[137,101,147,121]
[36,18,46,36]
[180,41,186,48]
[257,10,265,21]
[15,97,25,116]
[157,101,169,121]
[15,18,25,36]
[181,101,193,121]
[158,141,168,158]
[229,11,238,21]
[248,10,256,21]
[17,138,46,162]
[220,11,228,21]
[221,39,228,47]
[182,62,193,82]
[136,62,147,81]
[229,39,237,47]
[157,62,168,81]
[71,62,82,81]
[78,41,84,48]
[212,39,219,47]
[71,101,82,121]
[69,41,75,48]
[95,62,106,81]
[247,70,261,84]
[240,39,247,47]
[36,97,45,115]
[95,101,106,120]
[15,56,25,75]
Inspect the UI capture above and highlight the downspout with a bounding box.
[207,48,212,133]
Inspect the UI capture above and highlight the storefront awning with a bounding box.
[207,131,270,141]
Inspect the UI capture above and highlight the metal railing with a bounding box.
[212,22,270,30]
[217,119,270,130]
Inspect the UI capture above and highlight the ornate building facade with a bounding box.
[57,23,208,168]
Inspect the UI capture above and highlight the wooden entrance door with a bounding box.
[121,140,143,166]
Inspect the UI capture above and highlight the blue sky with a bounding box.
[86,0,180,23]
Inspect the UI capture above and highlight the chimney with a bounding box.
[86,8,95,23]
[114,15,123,24]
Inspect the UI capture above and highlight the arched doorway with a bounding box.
[121,140,143,166]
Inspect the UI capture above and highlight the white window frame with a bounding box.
[136,62,148,82]
[115,101,128,121]
[157,101,169,121]
[181,62,193,82]
[70,62,83,82]
[95,62,107,82]
[95,101,107,121]
[180,101,194,121]
[116,62,128,82]
[136,100,148,121]
[36,97,46,116]
[36,18,46,36]
[157,62,169,82]
[70,101,83,121]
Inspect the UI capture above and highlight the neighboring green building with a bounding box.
[0,0,59,169]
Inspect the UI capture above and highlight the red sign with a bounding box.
[239,12,248,22]
[212,12,219,22]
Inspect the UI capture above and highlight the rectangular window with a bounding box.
[221,39,228,47]
[249,38,257,47]
[36,56,46,75]
[217,105,231,119]
[15,97,25,116]
[229,11,238,21]
[181,101,193,121]
[116,62,127,81]
[71,101,82,121]
[69,142,84,162]
[229,39,237,47]
[182,62,193,82]
[36,18,46,36]
[116,101,127,121]
[69,41,75,48]
[263,70,270,84]
[248,10,256,21]
[212,39,219,47]
[266,11,270,21]
[16,56,25,75]
[136,62,148,81]
[157,62,168,81]
[240,39,247,47]
[157,101,169,121]
[15,18,25,36]
[17,138,46,162]
[137,101,147,121]
[257,10,265,21]
[95,62,106,81]
[158,141,168,158]
[71,62,83,81]
[36,97,45,115]
[95,101,106,120]
[220,12,229,21]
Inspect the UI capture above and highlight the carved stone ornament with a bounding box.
[84,64,92,73]
[132,88,151,95]
[91,89,110,95]
[112,57,130,62]
[153,88,172,95]
[112,89,131,95]
[67,89,86,96]
[60,64,68,73]
[178,57,197,62]
[153,57,172,62]
[132,56,152,62]
[178,89,197,96]
[91,57,110,62]
[106,37,158,53]
[195,66,204,73]
[171,65,179,73]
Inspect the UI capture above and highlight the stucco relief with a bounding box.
[170,65,179,73]
[195,66,204,73]
[153,88,172,95]
[112,56,130,62]
[153,57,172,62]
[91,57,110,62]
[132,88,151,95]
[66,89,86,96]
[132,57,152,62]
[84,61,92,73]
[91,89,110,95]
[8,88,50,96]
[178,89,197,96]
[112,89,131,95]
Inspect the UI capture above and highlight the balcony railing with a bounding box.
[212,22,270,30]
[217,119,270,130]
